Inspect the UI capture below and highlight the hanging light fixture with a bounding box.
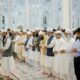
[0,2,2,6]
[36,4,39,7]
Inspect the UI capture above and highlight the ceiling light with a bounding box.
[36,4,39,7]
[32,4,35,8]
[0,2,2,6]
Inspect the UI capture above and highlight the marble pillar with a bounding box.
[24,0,30,30]
[62,0,72,29]
[7,0,13,29]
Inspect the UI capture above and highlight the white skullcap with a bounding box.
[65,29,72,34]
[72,27,77,31]
[1,29,7,32]
[35,28,40,31]
[39,31,45,35]
[55,30,62,34]
[27,31,32,35]
[14,29,20,32]
[47,28,53,32]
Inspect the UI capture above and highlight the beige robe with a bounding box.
[17,35,27,60]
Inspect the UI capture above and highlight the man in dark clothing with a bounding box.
[72,28,80,80]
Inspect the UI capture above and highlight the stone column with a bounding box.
[24,0,30,30]
[7,0,13,29]
[62,0,72,29]
[52,0,56,28]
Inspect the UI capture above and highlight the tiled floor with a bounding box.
[0,60,56,80]
[15,62,49,80]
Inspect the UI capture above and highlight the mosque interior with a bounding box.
[0,0,80,80]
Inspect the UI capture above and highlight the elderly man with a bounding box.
[62,29,77,80]
[72,28,80,80]
[47,30,65,79]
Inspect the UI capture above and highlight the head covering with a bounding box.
[39,31,45,35]
[35,28,40,31]
[55,30,62,34]
[53,28,56,32]
[14,29,20,32]
[75,28,80,33]
[72,27,77,32]
[65,29,72,34]
[47,28,53,32]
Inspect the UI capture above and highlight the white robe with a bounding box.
[62,38,77,80]
[53,38,65,76]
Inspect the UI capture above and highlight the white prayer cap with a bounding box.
[72,27,77,31]
[14,29,20,32]
[1,29,7,32]
[35,28,40,31]
[65,29,72,34]
[55,30,62,34]
[39,31,45,35]
[27,31,32,35]
[47,28,53,32]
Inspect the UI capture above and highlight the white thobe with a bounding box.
[48,38,65,78]
[63,38,77,80]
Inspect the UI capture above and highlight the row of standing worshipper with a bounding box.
[12,27,78,80]
[0,27,80,80]
[22,28,79,80]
